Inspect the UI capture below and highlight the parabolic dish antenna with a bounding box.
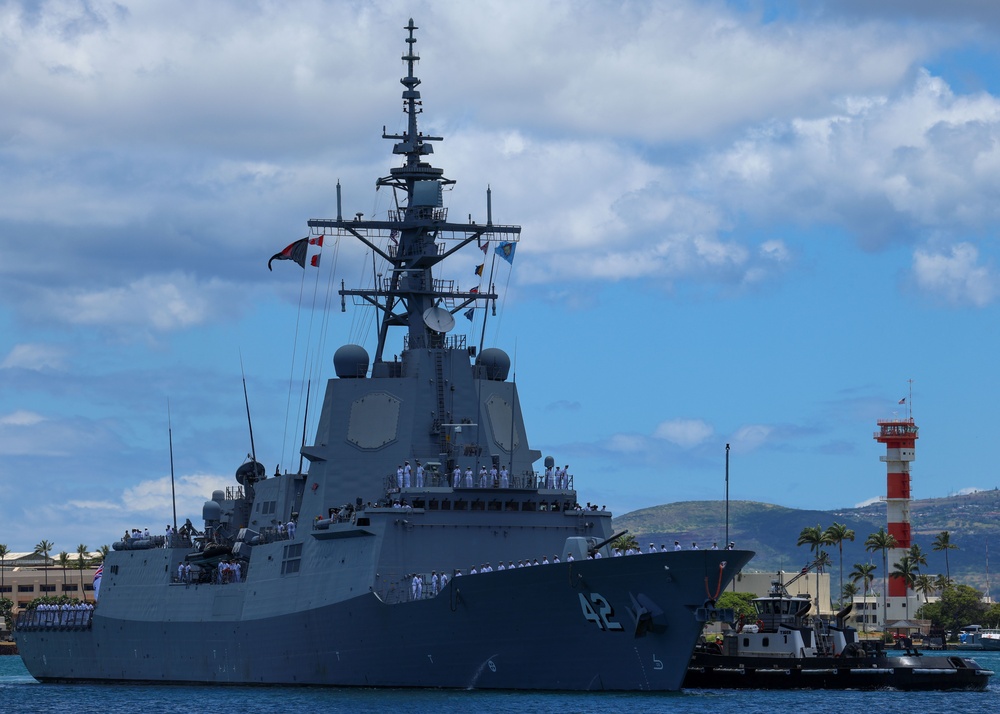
[423,306,456,333]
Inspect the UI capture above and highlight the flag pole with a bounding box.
[725,443,730,547]
[479,249,498,356]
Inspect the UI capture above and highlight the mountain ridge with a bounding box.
[612,489,1000,592]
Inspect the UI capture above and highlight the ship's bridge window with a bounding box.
[523,501,536,512]
[454,500,467,511]
[505,500,519,512]
[428,499,439,510]
[441,500,451,511]
[488,500,501,511]
[471,500,485,511]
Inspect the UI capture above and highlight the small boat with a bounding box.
[684,574,993,690]
[956,624,1000,651]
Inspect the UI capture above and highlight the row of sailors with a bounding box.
[451,465,510,489]
[23,602,94,627]
[395,463,576,491]
[463,554,589,574]
[409,571,449,600]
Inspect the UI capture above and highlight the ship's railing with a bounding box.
[388,240,445,259]
[403,333,467,351]
[381,470,575,496]
[16,606,94,631]
[389,206,449,222]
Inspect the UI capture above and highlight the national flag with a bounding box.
[480,241,489,255]
[389,229,399,245]
[474,264,484,276]
[268,238,309,271]
[311,255,321,267]
[898,398,906,405]
[93,563,104,601]
[309,236,324,246]
[495,242,516,264]
[464,308,475,321]
[469,287,479,294]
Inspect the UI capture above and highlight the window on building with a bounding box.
[17,585,33,593]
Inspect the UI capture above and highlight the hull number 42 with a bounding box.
[578,592,623,631]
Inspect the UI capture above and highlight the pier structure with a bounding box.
[874,415,918,598]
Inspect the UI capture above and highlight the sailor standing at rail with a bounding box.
[416,461,424,487]
[464,467,473,488]
[499,466,509,488]
[396,465,404,490]
[453,466,461,488]
[403,461,411,488]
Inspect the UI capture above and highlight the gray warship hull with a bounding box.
[18,550,751,690]
[15,19,752,691]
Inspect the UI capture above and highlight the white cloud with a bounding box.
[654,418,714,448]
[730,424,774,451]
[0,343,66,371]
[0,410,45,426]
[120,473,232,514]
[606,433,648,454]
[912,243,997,306]
[42,273,239,332]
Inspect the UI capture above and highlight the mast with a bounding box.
[307,19,520,365]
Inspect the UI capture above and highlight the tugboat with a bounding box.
[684,565,993,690]
[14,20,753,691]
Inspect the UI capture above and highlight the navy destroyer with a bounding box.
[15,20,752,691]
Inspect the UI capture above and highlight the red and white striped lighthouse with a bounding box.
[874,407,918,598]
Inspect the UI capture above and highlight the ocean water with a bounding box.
[3,652,1000,714]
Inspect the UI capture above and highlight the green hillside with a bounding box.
[612,489,1000,592]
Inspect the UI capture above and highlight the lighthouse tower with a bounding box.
[874,412,918,598]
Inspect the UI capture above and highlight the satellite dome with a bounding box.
[476,348,510,381]
[203,500,222,523]
[544,455,555,469]
[334,344,370,378]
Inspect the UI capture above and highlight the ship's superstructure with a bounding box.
[14,20,752,691]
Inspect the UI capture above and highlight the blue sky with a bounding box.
[2,0,1000,552]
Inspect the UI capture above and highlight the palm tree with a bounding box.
[797,525,833,612]
[933,573,951,592]
[824,523,856,608]
[611,533,639,554]
[865,528,898,635]
[891,554,919,592]
[0,544,8,596]
[914,573,935,604]
[98,545,110,561]
[908,544,928,571]
[841,581,859,603]
[34,540,54,592]
[932,531,958,583]
[850,562,877,634]
[57,551,70,589]
[76,544,90,602]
